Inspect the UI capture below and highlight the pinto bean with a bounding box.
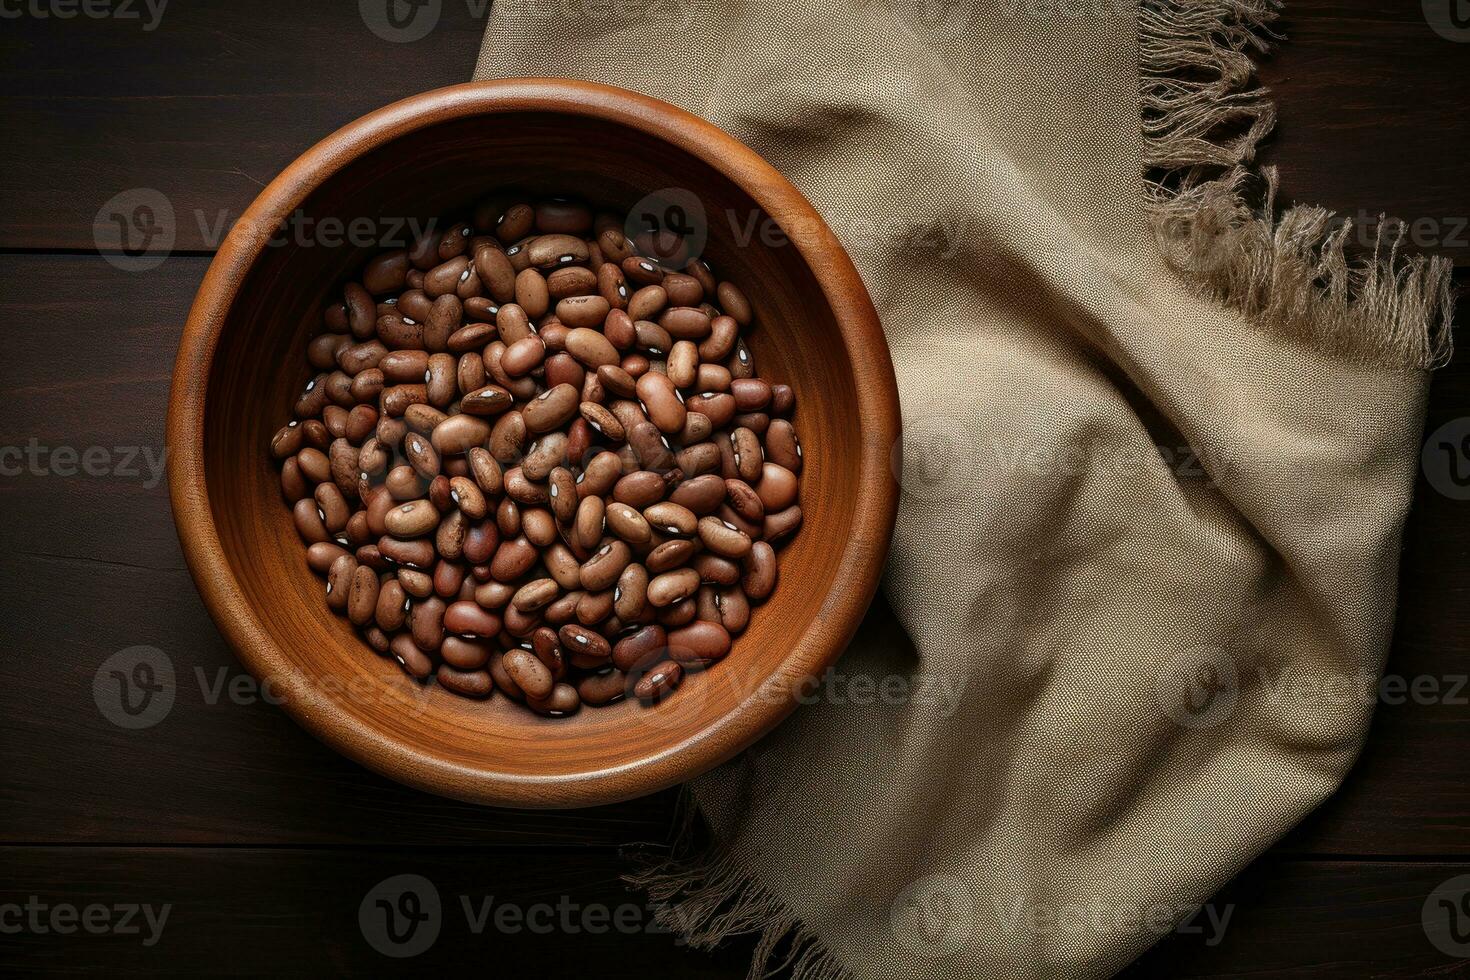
[274,192,807,716]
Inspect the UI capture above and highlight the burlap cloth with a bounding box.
[477,1,1454,976]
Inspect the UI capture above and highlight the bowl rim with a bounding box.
[166,78,900,809]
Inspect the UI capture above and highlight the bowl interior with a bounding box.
[201,106,869,804]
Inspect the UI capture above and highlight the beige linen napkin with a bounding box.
[478,0,1454,976]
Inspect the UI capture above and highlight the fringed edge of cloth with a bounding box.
[1142,0,1455,369]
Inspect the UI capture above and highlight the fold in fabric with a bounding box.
[477,1,1451,976]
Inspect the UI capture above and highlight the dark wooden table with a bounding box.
[1,2,1466,975]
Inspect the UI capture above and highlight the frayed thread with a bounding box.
[624,787,852,980]
[617,6,1455,978]
[1141,0,1456,369]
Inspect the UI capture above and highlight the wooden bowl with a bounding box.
[167,79,899,808]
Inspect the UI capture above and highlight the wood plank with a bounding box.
[2,848,1467,977]
[0,549,680,845]
[1,2,1467,975]
[2,252,1467,851]
[1257,0,1470,264]
[0,254,675,845]
[0,0,1466,261]
[1127,859,1470,977]
[0,846,753,976]
[0,0,487,251]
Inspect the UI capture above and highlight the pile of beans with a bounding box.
[270,197,803,715]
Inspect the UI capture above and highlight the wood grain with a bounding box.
[2,849,1466,977]
[0,0,1467,974]
[0,254,674,844]
[1128,859,1470,976]
[1256,1,1470,265]
[0,0,488,251]
[165,80,900,808]
[0,0,1465,260]
[0,846,755,976]
[3,255,1466,849]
